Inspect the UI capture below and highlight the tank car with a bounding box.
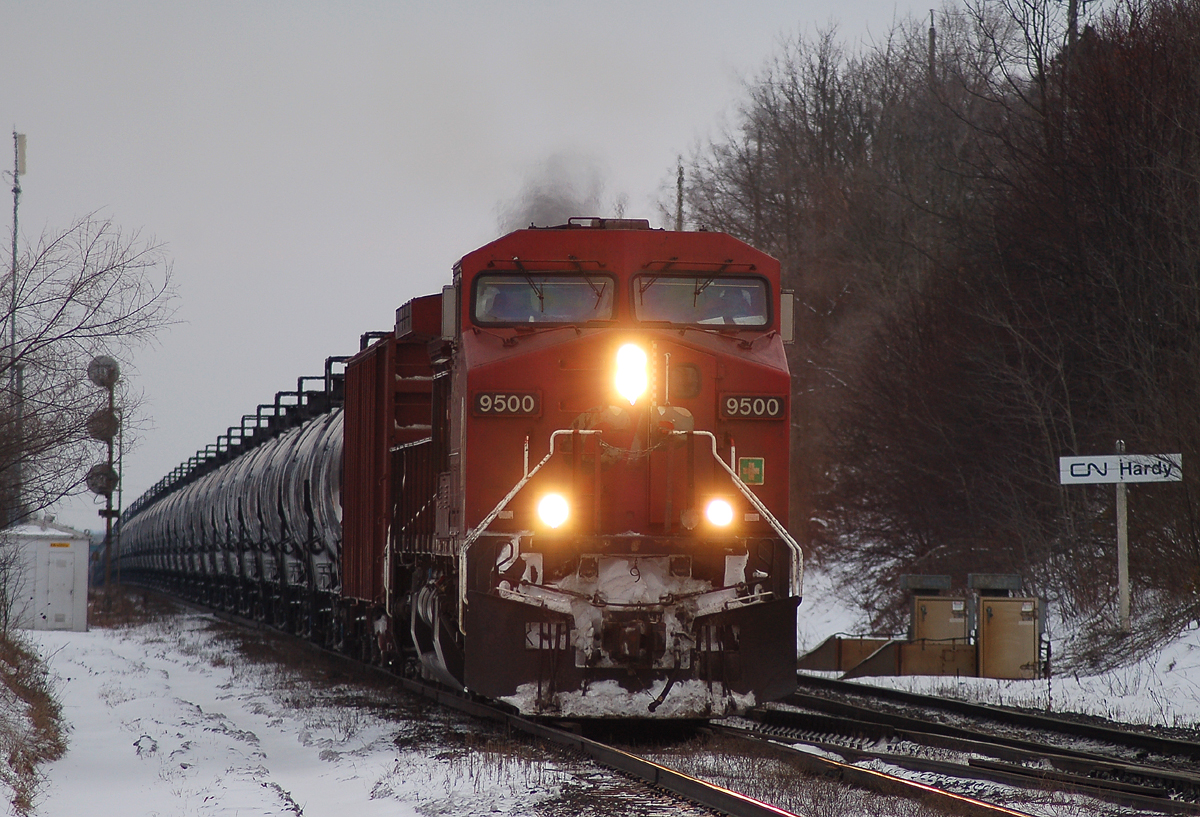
[120,364,346,638]
[119,218,803,718]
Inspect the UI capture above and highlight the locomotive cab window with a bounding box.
[633,274,770,327]
[473,273,616,326]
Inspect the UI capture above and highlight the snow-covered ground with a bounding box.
[11,568,1200,816]
[15,612,660,817]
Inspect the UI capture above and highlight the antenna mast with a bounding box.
[8,132,24,524]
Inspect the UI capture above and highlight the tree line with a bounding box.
[678,0,1200,635]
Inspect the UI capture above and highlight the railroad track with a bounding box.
[722,673,1200,815]
[406,677,1042,817]
[193,597,1038,817]
[197,601,776,816]
[294,628,1038,815]
[794,672,1200,762]
[157,591,1154,815]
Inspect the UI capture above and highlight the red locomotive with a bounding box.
[120,218,803,718]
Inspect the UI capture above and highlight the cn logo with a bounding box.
[1071,463,1108,478]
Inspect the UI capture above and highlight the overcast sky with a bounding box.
[2,1,920,535]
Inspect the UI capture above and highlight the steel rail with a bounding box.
[720,722,1200,816]
[744,708,1200,814]
[755,705,1200,790]
[709,724,1035,817]
[391,676,798,817]
[796,672,1200,761]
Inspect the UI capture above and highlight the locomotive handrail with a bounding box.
[455,428,603,627]
[458,428,604,558]
[455,426,804,624]
[679,430,804,598]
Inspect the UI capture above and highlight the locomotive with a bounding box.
[119,218,803,718]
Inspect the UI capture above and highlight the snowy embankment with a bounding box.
[15,612,606,817]
[798,565,1200,730]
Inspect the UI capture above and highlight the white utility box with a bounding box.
[2,518,91,632]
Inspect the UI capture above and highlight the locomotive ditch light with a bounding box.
[537,493,570,529]
[615,343,648,405]
[705,498,735,527]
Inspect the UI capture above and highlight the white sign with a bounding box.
[1059,453,1182,484]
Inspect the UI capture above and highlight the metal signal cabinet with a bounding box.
[977,597,1042,679]
[4,519,90,632]
[911,596,969,642]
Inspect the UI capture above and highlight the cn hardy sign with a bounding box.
[1059,453,1182,485]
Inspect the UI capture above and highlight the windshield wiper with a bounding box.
[582,273,608,310]
[511,258,545,313]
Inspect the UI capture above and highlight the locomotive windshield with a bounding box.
[474,273,615,325]
[633,274,770,327]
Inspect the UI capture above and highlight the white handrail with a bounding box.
[455,426,805,625]
[457,429,601,627]
[682,430,803,597]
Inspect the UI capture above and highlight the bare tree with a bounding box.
[826,0,1200,632]
[0,533,27,636]
[1,213,175,528]
[676,0,1200,640]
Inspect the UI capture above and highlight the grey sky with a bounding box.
[2,1,917,535]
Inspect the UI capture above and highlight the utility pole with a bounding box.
[928,10,937,84]
[1068,0,1079,53]
[7,132,25,525]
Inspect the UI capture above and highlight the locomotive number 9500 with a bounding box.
[720,394,786,419]
[473,391,541,417]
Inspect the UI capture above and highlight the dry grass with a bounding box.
[0,632,66,816]
[87,585,180,628]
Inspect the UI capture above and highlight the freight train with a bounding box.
[118,218,803,718]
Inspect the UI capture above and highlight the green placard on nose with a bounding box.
[738,457,765,485]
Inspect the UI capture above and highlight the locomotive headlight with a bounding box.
[705,498,734,527]
[615,343,648,405]
[537,493,570,529]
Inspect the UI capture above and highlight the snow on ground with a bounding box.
[15,612,598,817]
[12,567,1200,816]
[797,564,1200,730]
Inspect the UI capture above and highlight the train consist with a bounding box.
[119,218,803,717]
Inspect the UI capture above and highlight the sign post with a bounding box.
[1059,444,1182,633]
